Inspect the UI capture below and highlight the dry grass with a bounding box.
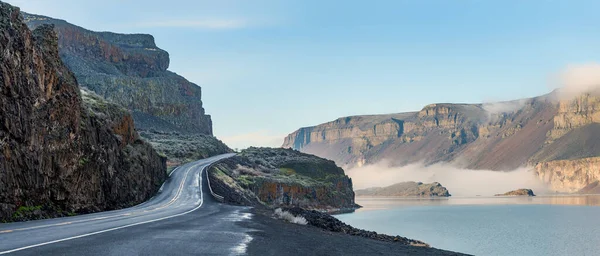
[274,208,308,225]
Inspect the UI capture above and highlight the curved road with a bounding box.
[0,153,254,255]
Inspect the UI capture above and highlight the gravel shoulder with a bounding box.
[239,208,469,256]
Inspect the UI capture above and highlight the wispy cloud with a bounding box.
[220,130,284,150]
[558,63,600,99]
[133,19,248,29]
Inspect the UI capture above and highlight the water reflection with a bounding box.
[355,195,600,211]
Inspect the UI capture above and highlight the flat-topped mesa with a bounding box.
[283,90,600,193]
[282,103,492,167]
[23,13,169,76]
[282,114,407,151]
[283,104,487,151]
[23,12,212,135]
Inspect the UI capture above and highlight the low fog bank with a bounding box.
[346,160,548,197]
[482,98,528,123]
[558,63,600,99]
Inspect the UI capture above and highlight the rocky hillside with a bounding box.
[283,91,600,193]
[22,12,232,164]
[23,13,211,135]
[355,182,451,197]
[0,2,166,221]
[208,147,358,212]
[139,130,231,167]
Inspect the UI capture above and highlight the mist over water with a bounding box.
[346,160,548,196]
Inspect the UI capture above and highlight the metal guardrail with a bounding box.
[205,162,225,203]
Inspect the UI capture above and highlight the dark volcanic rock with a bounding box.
[23,12,213,135]
[282,207,429,247]
[0,2,166,221]
[247,208,468,256]
[356,182,451,197]
[208,147,358,212]
[495,189,536,196]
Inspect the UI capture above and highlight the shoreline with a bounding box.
[240,207,468,256]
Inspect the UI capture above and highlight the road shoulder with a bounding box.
[239,208,467,256]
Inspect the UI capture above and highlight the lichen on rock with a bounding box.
[208,147,359,212]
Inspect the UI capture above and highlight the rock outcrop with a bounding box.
[281,207,429,247]
[283,95,557,170]
[534,157,600,193]
[283,90,600,193]
[21,12,233,164]
[495,189,535,196]
[23,13,212,135]
[0,2,166,221]
[355,182,451,197]
[208,147,358,212]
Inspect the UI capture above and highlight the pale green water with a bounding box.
[336,196,600,256]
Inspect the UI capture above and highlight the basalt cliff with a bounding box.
[283,91,600,193]
[22,12,232,166]
[23,13,211,135]
[0,2,166,221]
[208,147,358,212]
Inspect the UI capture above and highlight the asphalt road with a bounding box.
[0,153,255,255]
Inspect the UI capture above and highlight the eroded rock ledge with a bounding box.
[208,147,358,212]
[0,3,166,221]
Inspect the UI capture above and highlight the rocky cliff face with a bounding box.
[208,147,357,212]
[23,13,212,135]
[21,12,233,165]
[548,93,600,142]
[0,3,166,221]
[284,91,600,193]
[534,157,600,193]
[284,95,556,169]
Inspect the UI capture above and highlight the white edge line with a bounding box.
[206,161,225,202]
[0,165,206,255]
[169,166,181,177]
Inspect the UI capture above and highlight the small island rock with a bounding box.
[495,189,535,196]
[355,182,451,197]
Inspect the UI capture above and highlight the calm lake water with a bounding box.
[336,196,600,256]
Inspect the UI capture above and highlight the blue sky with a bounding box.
[6,0,600,149]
